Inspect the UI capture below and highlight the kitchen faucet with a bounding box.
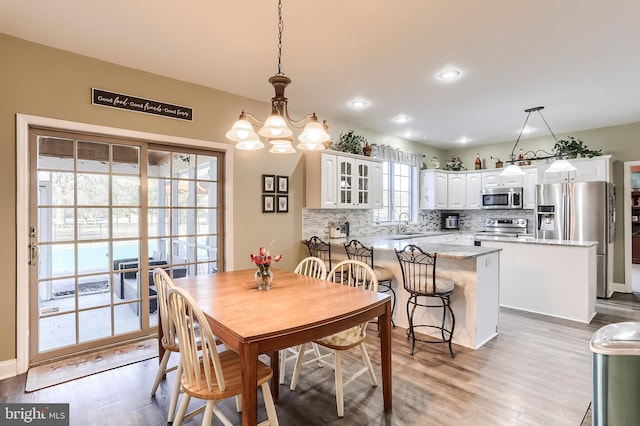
[398,212,410,233]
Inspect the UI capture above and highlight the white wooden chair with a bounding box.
[289,259,379,418]
[278,257,328,384]
[149,268,184,422]
[168,286,279,426]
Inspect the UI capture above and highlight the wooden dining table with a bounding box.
[169,268,393,426]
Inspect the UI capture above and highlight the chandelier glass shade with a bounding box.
[226,0,329,153]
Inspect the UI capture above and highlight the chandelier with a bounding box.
[501,106,577,176]
[225,0,330,153]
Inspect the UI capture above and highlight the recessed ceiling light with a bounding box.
[520,126,536,134]
[457,136,471,144]
[349,99,368,108]
[404,130,416,138]
[438,69,462,81]
[392,115,411,124]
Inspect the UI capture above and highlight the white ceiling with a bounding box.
[2,0,640,148]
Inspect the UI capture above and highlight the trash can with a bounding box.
[590,322,640,426]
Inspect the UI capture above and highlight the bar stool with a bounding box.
[395,244,456,357]
[344,239,396,327]
[304,236,335,272]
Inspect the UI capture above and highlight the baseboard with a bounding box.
[0,359,17,380]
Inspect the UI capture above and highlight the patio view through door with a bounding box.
[29,128,224,364]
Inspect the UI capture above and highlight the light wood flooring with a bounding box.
[0,307,627,425]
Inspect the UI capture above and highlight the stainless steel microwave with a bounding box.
[481,187,523,209]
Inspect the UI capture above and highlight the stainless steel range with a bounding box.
[474,218,530,245]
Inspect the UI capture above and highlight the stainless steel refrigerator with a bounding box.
[535,181,616,298]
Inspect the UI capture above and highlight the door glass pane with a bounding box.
[77,141,109,172]
[148,178,168,207]
[149,208,170,237]
[39,313,76,350]
[173,208,196,236]
[176,180,196,207]
[79,308,111,342]
[113,239,140,261]
[148,149,171,178]
[77,207,109,240]
[197,155,217,180]
[113,207,140,238]
[78,274,111,309]
[115,303,142,334]
[112,145,139,175]
[113,176,140,205]
[77,174,109,206]
[38,137,74,171]
[39,243,75,279]
[172,153,195,178]
[44,172,75,206]
[78,241,110,273]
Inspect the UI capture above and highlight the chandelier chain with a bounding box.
[276,0,284,76]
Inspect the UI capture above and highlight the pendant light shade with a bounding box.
[545,158,577,173]
[259,111,293,138]
[226,113,259,143]
[268,138,296,154]
[500,163,526,176]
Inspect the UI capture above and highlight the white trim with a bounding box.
[0,359,17,380]
[15,113,234,376]
[623,160,640,294]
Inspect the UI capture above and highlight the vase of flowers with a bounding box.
[250,246,282,290]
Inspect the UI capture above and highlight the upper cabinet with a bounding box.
[447,173,467,209]
[466,172,482,210]
[538,155,612,184]
[481,170,523,188]
[305,151,383,209]
[420,170,447,210]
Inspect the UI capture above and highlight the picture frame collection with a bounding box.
[262,174,288,213]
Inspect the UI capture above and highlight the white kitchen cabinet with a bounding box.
[522,165,538,209]
[420,170,447,210]
[306,151,382,209]
[447,173,466,209]
[482,170,523,188]
[538,155,612,184]
[305,151,337,208]
[466,172,482,209]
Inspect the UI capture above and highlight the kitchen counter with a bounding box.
[312,233,501,350]
[475,234,598,247]
[325,234,500,260]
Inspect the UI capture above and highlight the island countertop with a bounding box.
[319,234,501,260]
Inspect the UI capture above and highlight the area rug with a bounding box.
[25,338,157,392]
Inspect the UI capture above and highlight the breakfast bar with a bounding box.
[327,235,502,350]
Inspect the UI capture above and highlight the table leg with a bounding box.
[269,350,280,402]
[379,300,393,412]
[241,343,259,426]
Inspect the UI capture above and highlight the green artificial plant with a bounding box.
[330,130,367,155]
[552,136,602,158]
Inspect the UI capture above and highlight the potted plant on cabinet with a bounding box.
[330,130,368,155]
[552,136,602,158]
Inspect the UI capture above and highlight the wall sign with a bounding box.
[92,88,193,121]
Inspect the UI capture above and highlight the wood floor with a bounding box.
[0,307,628,426]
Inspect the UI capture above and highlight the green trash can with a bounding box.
[590,322,640,426]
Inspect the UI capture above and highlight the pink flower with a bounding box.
[250,245,281,270]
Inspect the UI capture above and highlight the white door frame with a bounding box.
[623,160,640,294]
[15,113,234,375]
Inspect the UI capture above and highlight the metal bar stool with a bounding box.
[344,239,396,327]
[395,244,455,357]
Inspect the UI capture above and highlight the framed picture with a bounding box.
[277,195,289,213]
[262,174,276,193]
[262,194,276,213]
[277,175,289,193]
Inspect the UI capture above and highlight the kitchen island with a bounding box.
[326,235,501,350]
[479,236,598,323]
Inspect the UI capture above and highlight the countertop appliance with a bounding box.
[535,181,615,298]
[442,213,460,230]
[474,218,530,245]
[481,187,523,209]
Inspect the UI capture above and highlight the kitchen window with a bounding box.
[376,161,417,222]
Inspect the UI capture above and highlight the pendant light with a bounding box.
[500,106,576,176]
[226,0,330,153]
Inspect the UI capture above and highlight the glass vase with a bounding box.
[255,268,273,291]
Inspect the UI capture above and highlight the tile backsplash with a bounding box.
[302,208,535,239]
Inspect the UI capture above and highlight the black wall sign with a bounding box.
[92,88,193,121]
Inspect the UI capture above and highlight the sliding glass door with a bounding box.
[29,128,224,364]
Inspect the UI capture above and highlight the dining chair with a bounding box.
[278,257,328,384]
[395,244,456,357]
[149,267,184,423]
[167,286,279,426]
[289,259,379,418]
[344,239,396,327]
